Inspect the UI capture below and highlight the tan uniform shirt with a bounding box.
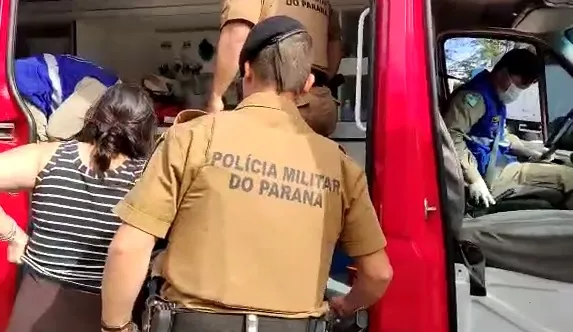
[443,90,521,185]
[220,0,342,72]
[114,92,385,318]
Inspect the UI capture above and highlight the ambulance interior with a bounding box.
[12,0,573,330]
[13,0,370,296]
[14,0,370,165]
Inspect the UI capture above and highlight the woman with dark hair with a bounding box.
[0,83,156,332]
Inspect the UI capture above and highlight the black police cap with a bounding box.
[239,15,306,77]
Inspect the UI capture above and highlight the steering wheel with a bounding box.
[538,107,573,161]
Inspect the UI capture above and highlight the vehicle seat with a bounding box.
[467,185,565,217]
[494,185,563,209]
[461,210,573,283]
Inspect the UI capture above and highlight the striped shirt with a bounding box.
[22,140,146,292]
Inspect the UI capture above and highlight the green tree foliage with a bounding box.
[446,38,514,82]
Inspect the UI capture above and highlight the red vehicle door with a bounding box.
[366,0,453,331]
[0,0,35,330]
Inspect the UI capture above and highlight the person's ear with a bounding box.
[302,73,315,93]
[244,62,254,81]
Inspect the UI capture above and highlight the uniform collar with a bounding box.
[234,92,315,133]
[235,92,297,114]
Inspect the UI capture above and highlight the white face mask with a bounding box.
[498,82,523,104]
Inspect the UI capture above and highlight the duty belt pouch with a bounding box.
[327,309,368,332]
[142,296,174,332]
[149,307,173,332]
[307,318,327,332]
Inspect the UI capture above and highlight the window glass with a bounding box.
[545,56,573,150]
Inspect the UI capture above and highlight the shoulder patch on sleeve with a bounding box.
[462,93,480,108]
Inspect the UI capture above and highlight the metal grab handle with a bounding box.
[354,7,370,132]
[0,122,15,141]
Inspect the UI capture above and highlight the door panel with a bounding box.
[368,0,449,331]
[0,0,34,330]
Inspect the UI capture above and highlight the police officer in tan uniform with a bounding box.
[444,49,573,209]
[206,0,343,137]
[100,16,392,332]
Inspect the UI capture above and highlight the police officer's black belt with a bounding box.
[170,310,326,332]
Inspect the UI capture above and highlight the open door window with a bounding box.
[438,29,573,332]
[438,30,573,158]
[440,34,543,142]
[541,52,573,164]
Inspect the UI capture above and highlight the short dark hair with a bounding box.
[492,48,542,85]
[250,32,313,93]
[76,83,157,173]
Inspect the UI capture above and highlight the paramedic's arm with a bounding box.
[334,158,392,317]
[443,92,486,184]
[327,7,343,79]
[208,0,261,113]
[504,128,541,159]
[102,127,193,329]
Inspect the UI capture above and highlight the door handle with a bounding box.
[0,123,15,141]
[424,198,437,219]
